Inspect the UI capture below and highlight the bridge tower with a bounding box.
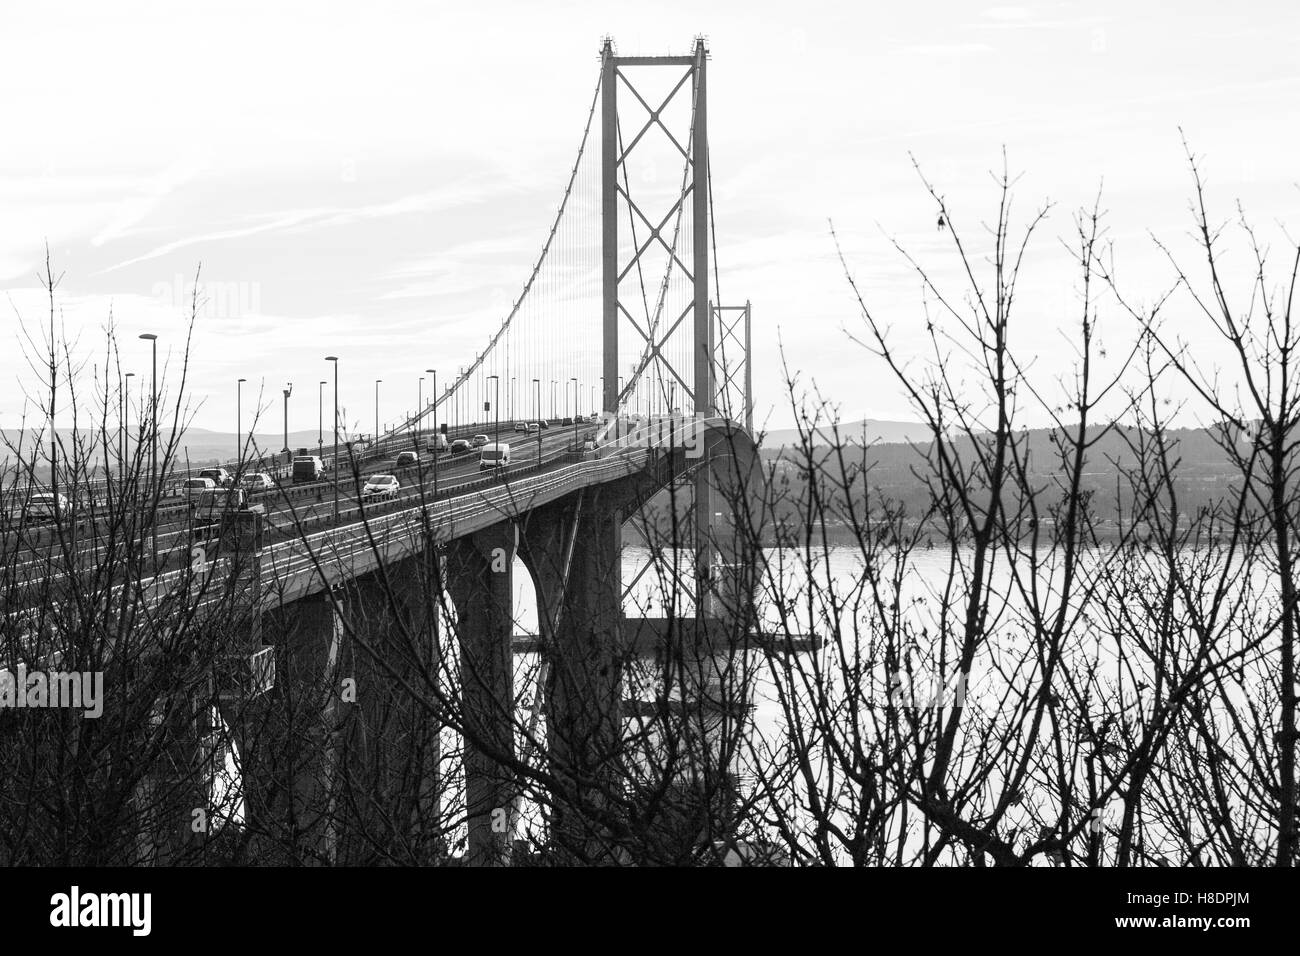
[599,36,758,852]
[599,36,749,606]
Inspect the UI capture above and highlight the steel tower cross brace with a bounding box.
[601,38,709,417]
[599,37,718,611]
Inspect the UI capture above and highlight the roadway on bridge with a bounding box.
[5,423,598,581]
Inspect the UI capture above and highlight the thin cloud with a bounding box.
[95,180,500,275]
[901,43,994,56]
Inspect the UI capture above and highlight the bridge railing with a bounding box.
[262,445,650,595]
[8,430,645,613]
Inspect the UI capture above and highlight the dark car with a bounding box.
[562,417,574,426]
[395,450,419,467]
[189,487,260,544]
[538,419,550,430]
[450,439,472,455]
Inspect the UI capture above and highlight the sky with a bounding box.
[3,0,1299,437]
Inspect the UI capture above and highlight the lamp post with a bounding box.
[418,375,425,445]
[138,333,158,560]
[570,377,578,446]
[427,368,438,498]
[121,371,135,482]
[550,380,556,419]
[326,356,339,520]
[282,382,293,455]
[510,376,516,422]
[318,380,326,459]
[533,378,541,462]
[487,374,500,451]
[455,367,462,432]
[374,379,382,448]
[236,377,247,465]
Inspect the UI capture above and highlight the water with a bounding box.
[213,540,1288,862]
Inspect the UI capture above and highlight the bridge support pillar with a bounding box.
[141,507,272,865]
[245,592,344,864]
[446,523,518,867]
[331,552,444,864]
[519,490,625,862]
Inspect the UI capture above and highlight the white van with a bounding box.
[479,442,511,471]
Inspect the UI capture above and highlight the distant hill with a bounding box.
[758,419,927,448]
[0,426,327,470]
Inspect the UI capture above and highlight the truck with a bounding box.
[479,442,511,471]
[292,456,326,483]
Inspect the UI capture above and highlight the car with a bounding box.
[538,419,551,430]
[561,417,574,426]
[22,492,71,521]
[395,451,419,467]
[479,443,511,471]
[198,467,233,488]
[240,472,274,492]
[192,487,250,513]
[450,439,472,455]
[470,434,490,448]
[526,422,540,433]
[182,477,217,496]
[190,488,259,543]
[362,474,400,500]
[514,422,528,432]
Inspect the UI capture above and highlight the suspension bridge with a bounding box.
[3,38,802,866]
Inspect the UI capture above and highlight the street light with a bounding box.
[138,333,158,561]
[236,377,247,465]
[326,356,339,520]
[550,380,556,419]
[427,368,438,498]
[374,379,382,448]
[570,377,579,446]
[533,378,541,462]
[487,374,500,450]
[318,380,327,459]
[452,368,459,432]
[121,371,135,482]
[282,382,293,456]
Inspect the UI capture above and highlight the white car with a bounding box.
[514,422,528,432]
[182,477,217,497]
[362,474,400,500]
[240,472,274,492]
[471,434,490,448]
[22,492,71,521]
